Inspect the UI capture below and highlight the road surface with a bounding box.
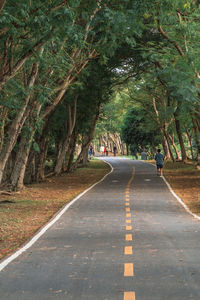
[0,158,200,300]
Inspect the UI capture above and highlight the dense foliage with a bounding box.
[0,0,199,190]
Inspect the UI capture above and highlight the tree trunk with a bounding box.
[54,132,72,175]
[0,106,8,152]
[0,63,39,183]
[164,132,175,162]
[184,128,194,160]
[174,111,187,161]
[10,131,34,190]
[34,113,53,182]
[162,136,171,160]
[35,137,49,182]
[66,131,77,173]
[82,145,89,167]
[24,151,36,184]
[2,151,15,183]
[168,134,180,160]
[9,103,42,190]
[72,105,100,170]
[54,98,77,175]
[126,143,129,156]
[192,116,200,164]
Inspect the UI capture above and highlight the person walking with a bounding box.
[104,146,106,156]
[141,150,147,160]
[155,149,164,176]
[113,144,117,156]
[88,145,93,160]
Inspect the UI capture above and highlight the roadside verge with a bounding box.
[146,160,200,221]
[0,160,112,265]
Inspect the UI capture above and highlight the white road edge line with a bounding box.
[162,175,200,221]
[0,159,114,272]
[147,162,200,222]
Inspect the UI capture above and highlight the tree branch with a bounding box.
[157,25,185,57]
[0,37,48,90]
[0,0,6,14]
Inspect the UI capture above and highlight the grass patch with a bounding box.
[0,159,110,260]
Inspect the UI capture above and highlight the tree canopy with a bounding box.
[0,0,199,190]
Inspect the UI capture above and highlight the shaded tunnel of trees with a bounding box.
[0,0,200,190]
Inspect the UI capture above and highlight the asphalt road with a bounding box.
[0,158,200,300]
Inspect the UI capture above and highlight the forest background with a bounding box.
[0,0,200,191]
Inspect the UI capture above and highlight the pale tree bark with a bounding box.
[10,103,42,190]
[118,134,124,155]
[115,133,123,154]
[0,63,39,183]
[164,130,175,162]
[108,133,120,153]
[184,128,194,160]
[10,132,34,190]
[174,110,187,160]
[110,133,120,153]
[162,136,171,160]
[108,133,114,146]
[168,134,180,160]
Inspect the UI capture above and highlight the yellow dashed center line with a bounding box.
[126,234,132,241]
[124,246,133,255]
[126,225,132,230]
[124,263,134,276]
[124,291,135,300]
[124,167,135,298]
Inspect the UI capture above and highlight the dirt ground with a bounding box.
[0,159,110,260]
[147,160,200,215]
[0,158,199,261]
[163,161,200,216]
